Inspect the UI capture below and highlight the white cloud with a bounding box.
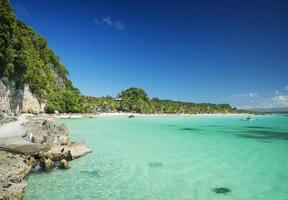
[275,90,282,95]
[248,92,258,98]
[232,92,258,98]
[239,95,288,109]
[272,95,288,107]
[93,16,124,30]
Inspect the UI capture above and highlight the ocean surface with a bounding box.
[24,115,288,200]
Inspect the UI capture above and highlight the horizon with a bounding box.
[10,0,288,109]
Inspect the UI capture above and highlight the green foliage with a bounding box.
[118,87,151,113]
[0,0,82,113]
[83,87,242,114]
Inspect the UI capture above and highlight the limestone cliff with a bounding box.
[0,78,45,114]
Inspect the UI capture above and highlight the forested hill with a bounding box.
[0,0,80,113]
[0,0,249,114]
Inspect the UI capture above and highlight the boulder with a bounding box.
[21,84,45,114]
[60,159,69,169]
[59,136,69,145]
[42,120,56,130]
[43,158,53,171]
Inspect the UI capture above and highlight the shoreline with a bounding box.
[0,114,91,200]
[39,112,254,120]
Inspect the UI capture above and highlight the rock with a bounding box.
[21,85,46,114]
[213,187,231,194]
[43,158,53,171]
[25,156,36,167]
[42,120,56,130]
[59,136,69,145]
[148,162,163,167]
[0,111,17,125]
[57,124,69,135]
[66,142,92,159]
[0,150,31,200]
[60,159,69,169]
[128,115,135,118]
[43,142,91,161]
[54,110,59,114]
[0,78,45,114]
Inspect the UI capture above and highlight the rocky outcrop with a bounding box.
[23,118,91,160]
[60,159,69,169]
[0,117,91,199]
[21,85,46,114]
[24,119,70,145]
[0,112,17,126]
[42,158,54,171]
[0,150,32,200]
[0,78,45,114]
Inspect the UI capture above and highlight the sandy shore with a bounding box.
[0,116,27,139]
[97,112,252,117]
[49,112,252,119]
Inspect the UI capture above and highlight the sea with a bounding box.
[24,114,288,200]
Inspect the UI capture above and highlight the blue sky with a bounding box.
[11,0,288,108]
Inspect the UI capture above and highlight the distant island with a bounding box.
[0,0,250,115]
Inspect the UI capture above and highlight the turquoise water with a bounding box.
[24,115,288,200]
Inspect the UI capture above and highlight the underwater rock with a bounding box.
[148,162,163,167]
[80,170,100,177]
[180,128,199,131]
[213,187,231,194]
[128,115,135,118]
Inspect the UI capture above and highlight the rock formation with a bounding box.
[0,117,91,199]
[0,78,45,114]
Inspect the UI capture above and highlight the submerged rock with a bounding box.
[148,162,163,167]
[80,170,100,177]
[213,187,231,194]
[128,115,135,118]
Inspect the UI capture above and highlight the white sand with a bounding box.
[0,116,27,139]
[97,112,251,117]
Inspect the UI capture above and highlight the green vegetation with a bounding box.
[84,87,250,114]
[0,0,79,113]
[0,0,250,114]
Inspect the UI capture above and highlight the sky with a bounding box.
[10,0,288,109]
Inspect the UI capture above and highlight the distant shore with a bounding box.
[48,112,253,119]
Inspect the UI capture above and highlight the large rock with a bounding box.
[0,150,32,200]
[25,119,70,145]
[42,158,53,171]
[21,85,45,114]
[60,159,69,169]
[43,142,91,161]
[0,78,45,114]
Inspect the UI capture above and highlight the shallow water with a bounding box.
[24,115,288,200]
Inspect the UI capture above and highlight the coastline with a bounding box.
[47,112,253,119]
[0,114,91,200]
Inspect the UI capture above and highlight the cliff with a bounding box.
[0,78,45,114]
[0,0,80,114]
